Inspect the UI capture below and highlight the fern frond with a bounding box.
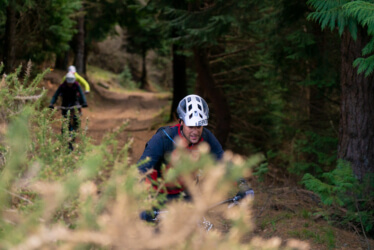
[353,54,374,76]
[307,0,349,32]
[361,38,374,55]
[344,1,374,35]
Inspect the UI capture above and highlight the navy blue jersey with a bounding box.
[138,124,224,194]
[50,82,87,107]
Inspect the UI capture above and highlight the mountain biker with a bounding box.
[61,65,90,94]
[138,94,253,221]
[49,72,88,136]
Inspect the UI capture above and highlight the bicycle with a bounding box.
[141,189,254,232]
[50,105,83,151]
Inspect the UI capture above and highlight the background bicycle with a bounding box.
[51,105,83,151]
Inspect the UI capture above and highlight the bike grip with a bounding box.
[245,189,254,198]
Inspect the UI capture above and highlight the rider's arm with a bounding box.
[77,85,88,106]
[50,85,62,105]
[204,128,224,160]
[75,73,90,93]
[205,128,253,199]
[138,132,165,174]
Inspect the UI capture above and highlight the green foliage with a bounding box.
[288,227,335,249]
[118,65,139,89]
[149,0,258,48]
[253,0,340,181]
[289,131,337,176]
[41,0,82,55]
[125,4,165,54]
[0,0,81,64]
[253,162,269,182]
[308,0,374,76]
[302,160,358,206]
[85,0,137,43]
[302,160,374,234]
[307,0,353,36]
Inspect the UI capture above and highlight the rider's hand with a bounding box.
[48,104,54,109]
[236,179,254,199]
[82,104,88,108]
[235,188,254,200]
[84,91,90,95]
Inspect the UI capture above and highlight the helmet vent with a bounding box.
[177,94,209,126]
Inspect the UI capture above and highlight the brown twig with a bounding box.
[14,93,43,100]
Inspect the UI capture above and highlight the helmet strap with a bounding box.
[179,123,187,141]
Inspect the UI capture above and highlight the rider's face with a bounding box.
[181,121,203,144]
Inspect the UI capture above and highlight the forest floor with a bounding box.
[43,69,374,250]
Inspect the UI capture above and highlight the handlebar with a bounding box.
[209,189,254,209]
[152,193,251,219]
[54,105,82,110]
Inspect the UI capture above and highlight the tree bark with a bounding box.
[170,44,187,121]
[3,4,17,73]
[55,52,69,71]
[193,47,230,147]
[139,49,148,90]
[73,8,85,74]
[339,27,374,183]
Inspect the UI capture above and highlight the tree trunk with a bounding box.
[83,41,89,75]
[3,4,17,73]
[55,52,69,71]
[339,27,374,183]
[170,44,187,121]
[139,49,147,90]
[73,8,85,74]
[193,47,230,147]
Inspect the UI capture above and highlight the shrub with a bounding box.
[302,160,374,235]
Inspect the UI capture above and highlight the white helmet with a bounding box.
[68,65,76,73]
[66,72,76,83]
[177,94,209,126]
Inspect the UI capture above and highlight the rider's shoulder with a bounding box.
[202,127,213,138]
[201,127,220,144]
[156,126,178,141]
[156,125,178,134]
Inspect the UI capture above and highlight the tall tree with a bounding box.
[167,2,190,120]
[170,44,187,120]
[72,7,85,74]
[193,47,230,144]
[123,4,164,90]
[2,0,80,70]
[308,0,374,183]
[3,2,16,73]
[339,26,374,182]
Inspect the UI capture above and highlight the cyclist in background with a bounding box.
[138,94,253,221]
[49,72,88,139]
[61,65,91,94]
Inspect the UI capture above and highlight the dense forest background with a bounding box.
[1,0,374,248]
